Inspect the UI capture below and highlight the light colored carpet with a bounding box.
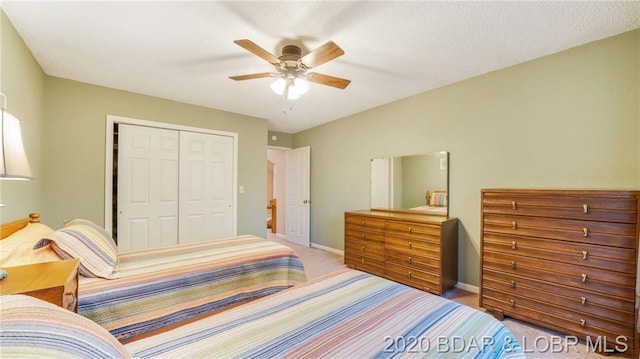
[271,234,634,358]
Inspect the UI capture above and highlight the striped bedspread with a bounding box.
[78,235,307,341]
[126,269,525,358]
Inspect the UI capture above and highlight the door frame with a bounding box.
[104,114,238,237]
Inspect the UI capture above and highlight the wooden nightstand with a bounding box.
[0,259,80,312]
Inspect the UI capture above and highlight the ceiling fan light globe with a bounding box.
[271,78,286,95]
[286,86,301,100]
[294,77,309,95]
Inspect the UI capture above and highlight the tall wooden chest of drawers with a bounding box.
[345,210,458,295]
[480,189,639,354]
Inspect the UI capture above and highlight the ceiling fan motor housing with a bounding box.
[278,45,307,73]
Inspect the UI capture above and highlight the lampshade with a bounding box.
[0,109,33,180]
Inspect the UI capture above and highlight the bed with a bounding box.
[409,190,448,216]
[1,269,525,358]
[0,213,307,342]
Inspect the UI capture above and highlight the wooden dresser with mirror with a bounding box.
[480,189,640,355]
[349,150,457,295]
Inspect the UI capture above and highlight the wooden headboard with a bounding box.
[0,213,40,240]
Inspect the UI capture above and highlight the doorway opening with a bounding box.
[267,148,287,239]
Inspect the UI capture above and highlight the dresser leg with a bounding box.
[493,309,505,321]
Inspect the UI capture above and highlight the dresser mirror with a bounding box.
[370,151,449,216]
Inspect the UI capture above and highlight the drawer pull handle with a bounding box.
[511,201,517,210]
[511,241,517,250]
[362,245,365,251]
[583,227,588,237]
[408,272,412,279]
[361,233,365,238]
[408,242,412,249]
[361,258,365,264]
[580,319,587,328]
[581,273,588,283]
[408,257,413,264]
[510,280,516,288]
[510,299,515,308]
[583,204,588,214]
[362,220,365,225]
[408,226,413,234]
[581,297,587,305]
[511,221,517,230]
[582,251,588,260]
[511,261,516,270]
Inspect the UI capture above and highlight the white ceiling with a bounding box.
[3,1,639,134]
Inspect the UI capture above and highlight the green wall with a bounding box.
[294,29,640,287]
[1,11,269,237]
[0,11,46,224]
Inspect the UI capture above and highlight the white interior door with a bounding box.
[117,124,179,250]
[371,157,392,208]
[286,146,310,247]
[179,131,234,243]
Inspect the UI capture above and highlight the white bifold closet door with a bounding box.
[117,124,234,250]
[178,131,234,244]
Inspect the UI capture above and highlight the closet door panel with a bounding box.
[179,131,234,243]
[117,124,179,250]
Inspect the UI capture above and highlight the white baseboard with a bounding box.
[310,243,345,256]
[454,281,479,293]
[275,233,286,240]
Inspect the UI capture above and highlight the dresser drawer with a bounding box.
[345,228,385,243]
[345,253,385,276]
[483,253,635,298]
[482,289,634,340]
[483,213,637,248]
[483,233,636,273]
[385,263,440,293]
[345,215,385,231]
[482,272,633,324]
[385,248,441,273]
[385,235,441,257]
[385,220,441,242]
[483,193,637,223]
[345,238,385,260]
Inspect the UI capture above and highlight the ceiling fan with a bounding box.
[229,39,351,99]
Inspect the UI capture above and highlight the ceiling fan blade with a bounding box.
[301,41,345,68]
[229,72,276,81]
[233,39,281,65]
[307,72,351,89]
